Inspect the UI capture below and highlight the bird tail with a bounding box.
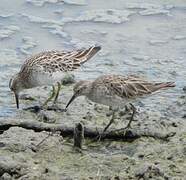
[154,82,175,90]
[78,46,101,64]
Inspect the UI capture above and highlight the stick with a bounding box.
[73,123,84,149]
[0,119,175,141]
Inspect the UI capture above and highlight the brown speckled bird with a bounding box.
[66,74,175,132]
[9,46,101,109]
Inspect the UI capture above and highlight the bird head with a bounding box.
[9,74,24,109]
[65,80,91,110]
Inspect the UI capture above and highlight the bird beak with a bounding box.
[14,93,19,109]
[65,93,77,110]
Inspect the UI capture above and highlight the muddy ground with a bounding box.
[0,0,186,179]
[0,81,186,179]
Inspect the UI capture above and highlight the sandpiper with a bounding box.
[65,74,175,132]
[9,46,101,109]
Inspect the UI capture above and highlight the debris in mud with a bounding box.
[23,105,66,113]
[0,119,176,141]
[0,156,27,177]
[61,74,75,85]
[19,94,36,101]
[183,86,186,92]
[73,123,84,149]
[135,163,169,179]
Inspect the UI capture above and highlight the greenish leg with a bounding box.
[43,85,56,107]
[53,82,61,104]
[96,108,117,141]
[103,109,117,133]
[124,103,136,129]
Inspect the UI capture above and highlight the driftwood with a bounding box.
[0,119,175,141]
[0,157,26,177]
[73,123,84,149]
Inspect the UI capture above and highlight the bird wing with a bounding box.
[20,46,101,74]
[98,75,164,99]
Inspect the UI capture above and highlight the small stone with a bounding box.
[1,173,12,180]
[183,86,186,92]
[138,154,144,159]
[167,155,173,160]
[94,104,103,112]
[118,109,127,116]
[0,142,6,147]
[19,94,35,101]
[83,111,93,121]
[154,161,160,165]
[106,111,113,117]
[61,74,75,85]
[135,163,152,178]
[182,114,186,118]
[44,168,49,173]
[171,122,178,127]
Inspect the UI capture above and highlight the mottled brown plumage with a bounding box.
[91,75,175,99]
[9,46,101,108]
[67,74,175,108]
[20,46,100,75]
[66,74,175,131]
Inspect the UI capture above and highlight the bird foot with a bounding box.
[96,132,106,141]
[112,124,132,135]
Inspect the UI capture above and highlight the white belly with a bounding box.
[88,92,129,108]
[29,67,66,88]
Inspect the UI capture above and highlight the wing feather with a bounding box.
[19,46,101,74]
[95,75,166,99]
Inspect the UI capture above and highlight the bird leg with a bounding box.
[96,108,117,141]
[111,104,136,134]
[53,82,61,104]
[124,103,136,129]
[42,85,56,107]
[103,108,117,133]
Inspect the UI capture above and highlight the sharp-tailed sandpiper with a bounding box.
[65,74,175,132]
[9,46,101,109]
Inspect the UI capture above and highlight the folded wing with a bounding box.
[100,75,175,99]
[20,46,101,74]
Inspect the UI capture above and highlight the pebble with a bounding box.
[1,173,12,180]
[62,74,75,85]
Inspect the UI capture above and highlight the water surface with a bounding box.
[0,0,186,117]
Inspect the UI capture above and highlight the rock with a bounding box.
[118,109,127,117]
[94,104,103,113]
[61,74,75,85]
[37,110,56,123]
[137,154,144,159]
[183,86,186,92]
[167,155,173,160]
[19,94,36,101]
[0,127,62,153]
[82,111,93,121]
[171,122,178,127]
[135,163,168,179]
[182,114,186,118]
[0,156,26,177]
[1,173,12,180]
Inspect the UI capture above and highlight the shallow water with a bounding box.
[0,0,186,117]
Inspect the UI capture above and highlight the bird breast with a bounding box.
[87,86,128,108]
[28,67,66,87]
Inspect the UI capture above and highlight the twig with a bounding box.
[73,123,84,149]
[0,119,175,141]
